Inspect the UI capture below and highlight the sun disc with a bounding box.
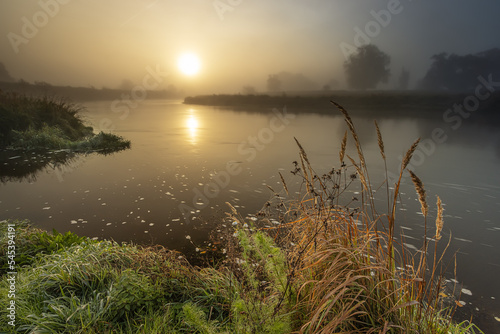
[178,53,200,76]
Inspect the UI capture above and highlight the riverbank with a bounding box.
[0,80,181,102]
[0,91,130,152]
[0,216,483,334]
[184,91,500,120]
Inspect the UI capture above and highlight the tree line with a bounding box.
[261,45,500,92]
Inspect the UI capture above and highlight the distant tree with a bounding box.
[18,78,29,89]
[167,84,179,96]
[398,67,410,90]
[323,84,331,91]
[119,79,135,90]
[273,71,316,91]
[267,74,281,92]
[419,48,500,91]
[242,85,257,95]
[326,78,339,89]
[344,44,391,90]
[0,62,14,82]
[34,81,52,87]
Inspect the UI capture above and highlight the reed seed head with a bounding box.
[374,120,385,160]
[226,202,238,215]
[331,100,366,169]
[339,130,347,164]
[402,138,420,170]
[435,196,444,241]
[279,172,289,196]
[294,137,311,166]
[409,170,428,217]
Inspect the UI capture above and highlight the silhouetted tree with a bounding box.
[267,74,281,92]
[419,48,500,91]
[398,67,410,90]
[242,85,257,95]
[0,62,14,82]
[344,44,391,90]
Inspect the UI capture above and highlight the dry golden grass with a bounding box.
[250,102,477,333]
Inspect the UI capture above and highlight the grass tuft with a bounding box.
[0,91,130,152]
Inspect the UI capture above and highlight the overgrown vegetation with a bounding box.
[0,90,130,151]
[0,103,483,333]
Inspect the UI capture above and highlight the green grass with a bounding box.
[0,90,130,151]
[0,220,289,333]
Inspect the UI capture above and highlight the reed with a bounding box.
[253,102,481,333]
[374,120,385,160]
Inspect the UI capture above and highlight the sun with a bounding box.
[177,53,201,76]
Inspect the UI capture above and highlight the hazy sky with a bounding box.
[1,0,500,94]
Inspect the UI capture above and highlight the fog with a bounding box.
[1,0,500,94]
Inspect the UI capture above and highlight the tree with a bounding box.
[398,67,410,90]
[344,44,391,90]
[0,62,14,82]
[266,74,281,92]
[419,48,500,91]
[119,79,135,90]
[242,85,257,95]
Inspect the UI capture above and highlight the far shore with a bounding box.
[183,90,500,120]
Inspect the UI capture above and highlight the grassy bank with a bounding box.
[0,103,484,333]
[0,90,130,152]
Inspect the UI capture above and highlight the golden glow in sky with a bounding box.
[178,53,201,76]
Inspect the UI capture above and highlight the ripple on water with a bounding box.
[454,237,472,243]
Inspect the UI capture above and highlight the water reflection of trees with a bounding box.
[0,149,126,183]
[0,150,76,183]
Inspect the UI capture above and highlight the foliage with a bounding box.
[267,74,281,92]
[0,91,91,144]
[344,44,391,90]
[266,72,317,92]
[0,220,89,272]
[0,91,130,152]
[0,62,14,82]
[228,228,292,333]
[419,48,500,91]
[398,67,410,90]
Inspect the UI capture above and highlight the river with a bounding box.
[1,99,499,330]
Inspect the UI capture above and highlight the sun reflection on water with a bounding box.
[186,110,199,144]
